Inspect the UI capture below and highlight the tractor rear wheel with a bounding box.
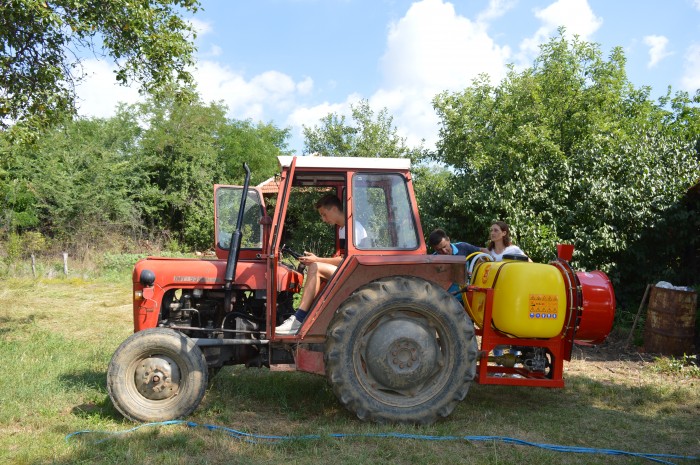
[107,328,208,422]
[325,276,477,424]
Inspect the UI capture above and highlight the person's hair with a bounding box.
[315,193,343,211]
[428,228,449,247]
[488,221,513,250]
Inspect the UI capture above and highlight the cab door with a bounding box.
[213,185,266,261]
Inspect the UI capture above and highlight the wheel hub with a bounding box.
[134,356,181,400]
[388,339,419,370]
[364,316,440,391]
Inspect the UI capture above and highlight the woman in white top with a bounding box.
[487,220,529,357]
[487,220,527,261]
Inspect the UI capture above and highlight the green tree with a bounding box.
[218,119,290,186]
[3,109,144,254]
[0,135,39,232]
[134,96,289,250]
[0,0,200,135]
[431,29,699,296]
[303,99,421,159]
[659,88,700,153]
[134,97,226,250]
[1,94,291,253]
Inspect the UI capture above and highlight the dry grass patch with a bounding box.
[0,277,133,343]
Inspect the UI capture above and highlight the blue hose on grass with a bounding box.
[65,420,697,465]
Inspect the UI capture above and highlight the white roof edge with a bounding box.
[278,155,411,170]
[256,176,276,187]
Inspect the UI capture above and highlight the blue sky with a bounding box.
[76,0,700,153]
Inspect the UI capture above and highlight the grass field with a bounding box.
[0,277,698,465]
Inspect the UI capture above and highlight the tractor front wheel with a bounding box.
[325,276,477,424]
[107,328,208,422]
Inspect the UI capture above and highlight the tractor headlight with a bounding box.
[139,269,156,287]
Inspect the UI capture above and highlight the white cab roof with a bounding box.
[278,155,411,170]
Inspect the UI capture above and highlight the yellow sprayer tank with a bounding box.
[466,259,566,338]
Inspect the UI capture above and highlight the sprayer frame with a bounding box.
[465,257,583,388]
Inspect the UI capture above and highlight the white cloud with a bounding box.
[519,0,602,62]
[374,0,511,149]
[643,35,672,68]
[285,93,364,151]
[75,54,313,124]
[206,44,223,57]
[477,0,517,23]
[74,59,143,118]
[286,101,349,130]
[535,0,602,38]
[370,87,441,148]
[297,77,314,95]
[681,43,700,91]
[189,18,212,37]
[694,0,700,11]
[381,0,509,90]
[71,1,514,152]
[193,61,313,121]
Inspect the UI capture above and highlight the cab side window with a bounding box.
[352,173,419,250]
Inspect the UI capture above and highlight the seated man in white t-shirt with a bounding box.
[276,194,366,335]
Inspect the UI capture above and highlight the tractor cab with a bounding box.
[268,157,427,338]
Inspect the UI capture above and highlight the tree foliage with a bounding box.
[2,109,143,255]
[431,29,700,298]
[0,95,288,253]
[303,99,421,159]
[0,0,200,134]
[1,25,697,306]
[218,119,291,186]
[134,96,288,250]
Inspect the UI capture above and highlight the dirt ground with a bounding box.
[567,333,699,385]
[569,338,652,379]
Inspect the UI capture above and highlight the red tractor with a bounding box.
[107,156,615,424]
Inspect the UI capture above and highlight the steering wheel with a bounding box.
[465,252,493,281]
[281,244,306,273]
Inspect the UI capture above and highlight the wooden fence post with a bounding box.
[62,252,68,276]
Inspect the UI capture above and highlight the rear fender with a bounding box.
[301,255,467,339]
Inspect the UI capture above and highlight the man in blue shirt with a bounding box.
[428,228,487,302]
[428,228,486,256]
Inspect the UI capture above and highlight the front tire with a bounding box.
[107,328,208,422]
[325,276,477,424]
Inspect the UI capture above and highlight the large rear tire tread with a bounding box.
[107,328,208,422]
[325,276,477,424]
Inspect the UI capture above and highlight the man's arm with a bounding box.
[455,242,486,256]
[299,252,343,267]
